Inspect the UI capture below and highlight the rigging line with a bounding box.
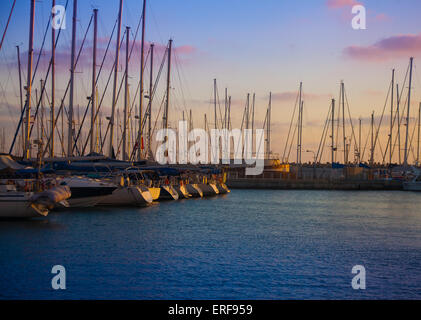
[97,22,151,154]
[390,63,410,159]
[10,0,70,155]
[255,110,268,159]
[117,48,152,156]
[319,112,331,164]
[84,29,128,154]
[344,88,358,157]
[287,118,298,163]
[371,79,392,158]
[282,90,300,162]
[361,118,371,162]
[316,103,331,163]
[173,50,190,121]
[100,43,151,153]
[129,47,168,160]
[147,90,166,159]
[34,13,93,155]
[75,19,129,154]
[39,9,91,156]
[0,0,16,52]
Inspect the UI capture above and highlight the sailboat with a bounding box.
[0,180,70,218]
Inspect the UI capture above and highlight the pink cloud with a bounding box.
[374,13,390,22]
[344,33,421,61]
[326,0,359,9]
[271,92,331,102]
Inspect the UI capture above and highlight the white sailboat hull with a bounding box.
[0,193,47,218]
[98,186,152,206]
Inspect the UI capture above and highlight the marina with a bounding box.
[1,0,421,302]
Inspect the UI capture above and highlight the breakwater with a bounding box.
[227,177,403,190]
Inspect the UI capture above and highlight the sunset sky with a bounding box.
[1,0,421,163]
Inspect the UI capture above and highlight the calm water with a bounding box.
[1,190,421,299]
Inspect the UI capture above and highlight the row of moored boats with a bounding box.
[0,154,230,219]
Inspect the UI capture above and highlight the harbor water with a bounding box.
[1,190,421,299]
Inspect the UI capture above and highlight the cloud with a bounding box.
[326,0,360,9]
[271,91,332,102]
[343,33,421,61]
[0,40,198,73]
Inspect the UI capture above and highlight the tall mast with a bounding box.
[404,57,414,168]
[331,99,335,165]
[148,43,154,159]
[224,88,227,129]
[138,0,146,160]
[50,0,56,158]
[267,92,272,159]
[358,117,361,163]
[297,82,302,165]
[24,0,35,159]
[40,79,45,143]
[108,0,123,158]
[251,93,255,154]
[418,102,421,165]
[68,0,77,157]
[246,93,250,130]
[370,111,374,166]
[341,81,346,164]
[390,69,394,165]
[16,45,24,157]
[214,79,217,130]
[123,27,130,161]
[397,83,401,165]
[90,8,98,154]
[228,96,231,130]
[163,39,172,130]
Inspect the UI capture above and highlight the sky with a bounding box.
[0,0,421,163]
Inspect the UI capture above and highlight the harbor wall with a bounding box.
[226,167,403,190]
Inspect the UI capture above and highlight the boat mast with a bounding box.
[397,83,401,165]
[24,0,35,160]
[108,0,123,158]
[358,117,361,163]
[50,0,56,158]
[40,79,45,145]
[297,82,302,166]
[163,39,172,131]
[370,111,374,166]
[16,45,24,157]
[68,0,77,157]
[331,99,335,165]
[214,79,217,130]
[404,57,414,168]
[138,0,146,160]
[390,69,394,166]
[252,93,255,154]
[267,93,272,159]
[418,102,421,165]
[148,43,154,159]
[224,88,227,130]
[341,81,346,164]
[123,26,130,161]
[90,8,98,154]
